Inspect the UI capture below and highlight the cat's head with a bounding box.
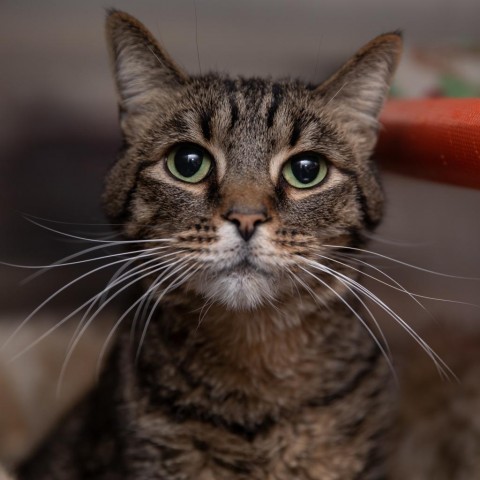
[104,10,401,311]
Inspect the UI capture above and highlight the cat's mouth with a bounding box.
[219,258,270,277]
[217,251,272,277]
[193,251,278,310]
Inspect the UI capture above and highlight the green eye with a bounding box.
[282,152,328,189]
[166,143,213,183]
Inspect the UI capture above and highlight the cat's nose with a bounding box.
[224,208,269,241]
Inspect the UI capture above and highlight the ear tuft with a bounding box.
[316,32,402,128]
[105,10,188,114]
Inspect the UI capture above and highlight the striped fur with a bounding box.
[18,10,402,480]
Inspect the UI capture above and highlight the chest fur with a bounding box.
[118,308,392,480]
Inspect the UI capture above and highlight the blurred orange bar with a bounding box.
[376,99,480,190]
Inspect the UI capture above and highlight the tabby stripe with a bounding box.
[115,157,157,223]
[355,184,378,230]
[308,346,382,407]
[211,457,254,475]
[224,79,239,130]
[229,100,239,130]
[346,227,367,249]
[337,170,377,230]
[199,108,212,141]
[140,353,276,442]
[153,392,276,441]
[266,83,283,128]
[289,117,302,147]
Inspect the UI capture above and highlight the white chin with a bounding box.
[197,271,275,311]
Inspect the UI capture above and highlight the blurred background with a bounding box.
[1,0,480,467]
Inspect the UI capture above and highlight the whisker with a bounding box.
[135,263,202,363]
[283,267,304,309]
[296,264,397,381]
[98,259,197,378]
[20,212,126,228]
[5,245,170,285]
[324,80,349,106]
[305,259,455,380]
[323,252,479,310]
[9,259,163,366]
[195,297,216,333]
[2,249,175,352]
[135,262,201,351]
[65,252,183,357]
[23,217,173,245]
[63,258,139,358]
[304,258,391,357]
[59,255,193,394]
[325,245,480,281]
[129,254,195,341]
[285,267,329,310]
[362,231,429,247]
[66,251,189,351]
[193,0,202,75]
[314,253,432,319]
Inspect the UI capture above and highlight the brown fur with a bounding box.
[389,328,480,480]
[18,10,403,480]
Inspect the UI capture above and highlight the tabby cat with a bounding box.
[17,9,403,480]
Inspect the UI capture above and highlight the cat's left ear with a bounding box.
[315,32,402,135]
[106,10,188,118]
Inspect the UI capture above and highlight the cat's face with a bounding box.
[104,11,401,311]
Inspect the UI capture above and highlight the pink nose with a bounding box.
[224,209,268,241]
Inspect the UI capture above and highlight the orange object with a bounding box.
[375,99,480,189]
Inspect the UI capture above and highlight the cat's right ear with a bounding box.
[106,10,188,120]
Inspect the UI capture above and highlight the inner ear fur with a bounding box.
[105,9,188,116]
[315,33,403,127]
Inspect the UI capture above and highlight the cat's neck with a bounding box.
[125,293,378,416]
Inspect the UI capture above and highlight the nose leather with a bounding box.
[224,208,268,241]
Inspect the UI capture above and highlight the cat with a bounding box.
[15,9,403,480]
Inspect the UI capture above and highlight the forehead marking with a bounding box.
[289,117,302,147]
[266,83,283,128]
[224,79,239,131]
[199,107,212,141]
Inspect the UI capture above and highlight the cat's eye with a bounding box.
[282,153,328,189]
[166,143,213,183]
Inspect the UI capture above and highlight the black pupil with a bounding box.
[291,156,320,184]
[174,145,205,177]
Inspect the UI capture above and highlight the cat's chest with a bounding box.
[128,389,388,480]
[118,310,389,479]
[128,433,366,480]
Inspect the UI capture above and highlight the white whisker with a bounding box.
[305,259,455,380]
[65,252,182,357]
[284,267,328,310]
[296,263,397,381]
[20,212,125,227]
[57,254,192,395]
[14,245,170,284]
[97,258,197,379]
[129,254,196,341]
[325,252,479,310]
[326,245,480,281]
[10,256,179,366]
[135,263,202,363]
[23,217,173,245]
[194,297,216,333]
[314,253,433,319]
[362,232,429,247]
[304,258,391,357]
[3,257,145,351]
[4,249,179,354]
